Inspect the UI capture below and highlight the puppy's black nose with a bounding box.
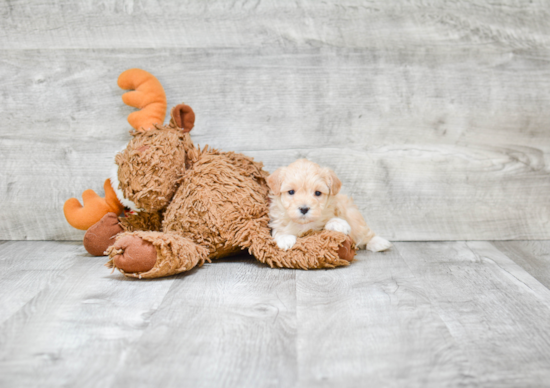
[300,206,309,215]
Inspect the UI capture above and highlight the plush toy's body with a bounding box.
[64,69,355,279]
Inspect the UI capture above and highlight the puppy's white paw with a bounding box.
[275,234,297,250]
[367,236,392,252]
[325,217,351,235]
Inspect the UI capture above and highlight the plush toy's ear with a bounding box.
[118,69,167,131]
[323,168,342,195]
[170,104,195,133]
[267,168,285,196]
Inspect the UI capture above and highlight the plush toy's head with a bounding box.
[64,69,197,229]
[114,105,196,213]
[114,126,186,213]
[113,70,197,213]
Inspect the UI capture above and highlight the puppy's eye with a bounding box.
[315,191,322,196]
[288,190,295,195]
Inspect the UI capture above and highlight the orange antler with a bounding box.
[117,68,167,131]
[63,179,124,230]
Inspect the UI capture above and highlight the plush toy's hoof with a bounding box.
[338,237,355,262]
[83,212,123,256]
[112,235,157,273]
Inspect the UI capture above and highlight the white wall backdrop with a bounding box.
[1,0,549,241]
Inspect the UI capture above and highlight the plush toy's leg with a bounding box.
[82,210,163,256]
[241,222,356,270]
[105,231,209,279]
[83,212,123,256]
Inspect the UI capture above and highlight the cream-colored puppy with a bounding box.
[267,159,391,252]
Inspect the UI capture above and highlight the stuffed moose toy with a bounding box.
[63,69,355,279]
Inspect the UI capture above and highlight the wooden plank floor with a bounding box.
[1,241,550,387]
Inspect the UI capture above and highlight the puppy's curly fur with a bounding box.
[267,159,391,252]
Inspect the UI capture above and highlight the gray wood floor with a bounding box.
[1,240,550,387]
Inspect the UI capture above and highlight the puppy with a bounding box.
[267,159,391,252]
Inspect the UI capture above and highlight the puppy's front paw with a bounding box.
[367,236,392,252]
[325,218,351,235]
[275,234,297,250]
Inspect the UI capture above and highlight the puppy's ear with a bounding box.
[267,168,285,195]
[323,168,342,195]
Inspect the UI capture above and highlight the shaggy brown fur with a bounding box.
[119,211,163,232]
[103,104,355,278]
[115,126,187,212]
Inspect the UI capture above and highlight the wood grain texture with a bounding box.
[397,241,550,387]
[0,241,177,388]
[295,246,474,387]
[492,240,550,289]
[1,0,549,50]
[3,241,550,387]
[0,241,80,324]
[1,46,550,240]
[2,0,550,241]
[110,256,298,388]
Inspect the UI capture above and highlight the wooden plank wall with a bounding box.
[1,0,549,241]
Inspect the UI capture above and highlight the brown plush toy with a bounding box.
[64,69,355,279]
